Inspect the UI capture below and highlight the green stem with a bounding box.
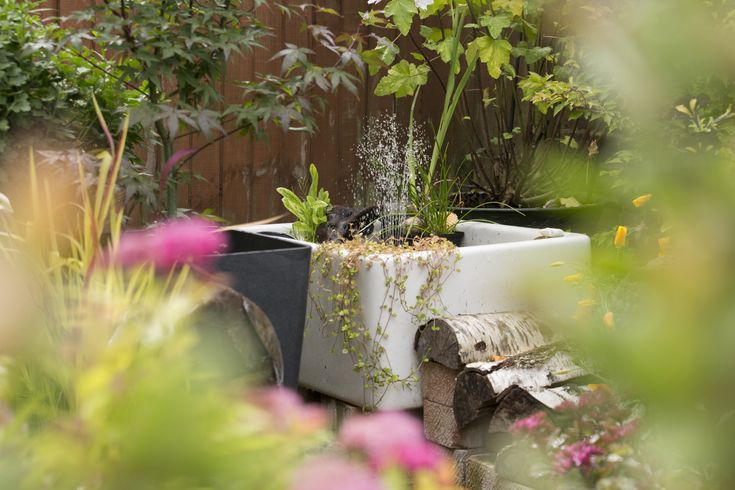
[425,5,475,196]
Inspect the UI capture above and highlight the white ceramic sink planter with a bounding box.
[236,221,590,410]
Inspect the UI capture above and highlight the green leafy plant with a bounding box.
[0,1,138,178]
[277,164,331,242]
[405,89,463,237]
[64,0,361,218]
[362,0,622,207]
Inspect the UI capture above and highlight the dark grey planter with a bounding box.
[452,204,611,233]
[214,230,311,388]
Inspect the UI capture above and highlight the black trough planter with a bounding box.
[452,204,610,232]
[214,230,311,388]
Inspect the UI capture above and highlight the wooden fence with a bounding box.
[41,0,445,223]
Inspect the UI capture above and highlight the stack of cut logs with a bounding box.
[415,312,595,452]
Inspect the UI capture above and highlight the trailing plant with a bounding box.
[310,236,460,408]
[63,0,362,218]
[362,0,623,207]
[277,164,331,242]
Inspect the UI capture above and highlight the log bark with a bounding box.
[415,313,552,370]
[453,344,588,428]
[488,387,546,434]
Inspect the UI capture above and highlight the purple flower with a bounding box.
[114,218,228,270]
[338,411,443,471]
[554,441,603,474]
[291,455,383,490]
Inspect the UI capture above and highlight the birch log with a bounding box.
[414,313,553,370]
[453,344,589,428]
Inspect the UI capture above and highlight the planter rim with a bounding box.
[217,229,311,256]
[233,222,588,260]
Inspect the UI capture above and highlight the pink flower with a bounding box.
[114,218,228,270]
[396,439,444,471]
[249,387,327,433]
[509,411,549,434]
[554,441,603,474]
[338,411,443,471]
[291,455,383,490]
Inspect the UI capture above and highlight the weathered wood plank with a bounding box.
[220,4,255,224]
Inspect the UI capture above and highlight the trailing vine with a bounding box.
[310,236,460,408]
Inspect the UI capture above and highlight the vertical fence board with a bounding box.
[274,1,312,216]
[220,51,254,224]
[249,3,284,220]
[307,0,342,204]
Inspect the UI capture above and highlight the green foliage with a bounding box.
[384,0,418,36]
[0,1,136,171]
[466,36,512,79]
[277,164,330,242]
[0,118,326,488]
[64,0,361,218]
[361,0,621,207]
[374,60,430,97]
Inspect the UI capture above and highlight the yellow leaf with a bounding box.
[603,311,615,330]
[564,273,583,283]
[675,104,691,116]
[632,194,652,207]
[588,383,610,391]
[614,225,628,248]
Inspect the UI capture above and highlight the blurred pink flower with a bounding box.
[291,455,383,490]
[250,387,327,433]
[114,218,228,270]
[509,411,550,434]
[396,439,443,472]
[338,411,443,471]
[555,441,603,474]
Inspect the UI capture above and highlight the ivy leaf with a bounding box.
[466,36,511,79]
[374,60,429,97]
[384,0,418,36]
[479,14,512,39]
